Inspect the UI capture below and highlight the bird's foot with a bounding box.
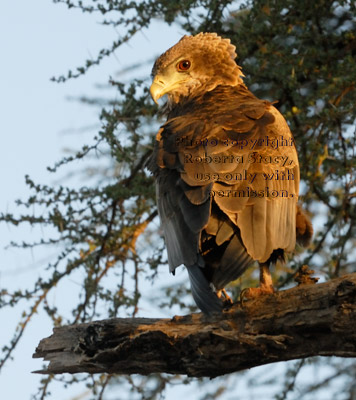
[217,288,233,309]
[240,284,275,302]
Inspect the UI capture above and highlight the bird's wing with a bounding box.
[149,85,299,268]
[148,126,212,271]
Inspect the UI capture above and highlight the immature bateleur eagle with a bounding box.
[148,33,313,314]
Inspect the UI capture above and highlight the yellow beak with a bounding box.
[150,76,166,104]
[150,72,187,104]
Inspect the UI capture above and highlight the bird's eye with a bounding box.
[177,60,191,72]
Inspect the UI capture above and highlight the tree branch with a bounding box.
[33,273,356,378]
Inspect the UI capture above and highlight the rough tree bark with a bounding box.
[33,271,356,378]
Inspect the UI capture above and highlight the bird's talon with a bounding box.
[239,288,249,304]
[240,286,275,303]
[222,297,233,309]
[217,289,233,309]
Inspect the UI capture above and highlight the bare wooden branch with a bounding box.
[33,273,356,378]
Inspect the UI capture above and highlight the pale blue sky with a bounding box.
[0,1,182,398]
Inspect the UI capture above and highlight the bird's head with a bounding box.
[150,32,244,105]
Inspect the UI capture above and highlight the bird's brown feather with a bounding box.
[148,84,300,290]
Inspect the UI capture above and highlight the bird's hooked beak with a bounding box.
[150,72,186,104]
[150,76,166,104]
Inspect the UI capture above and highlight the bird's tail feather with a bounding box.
[187,264,224,314]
